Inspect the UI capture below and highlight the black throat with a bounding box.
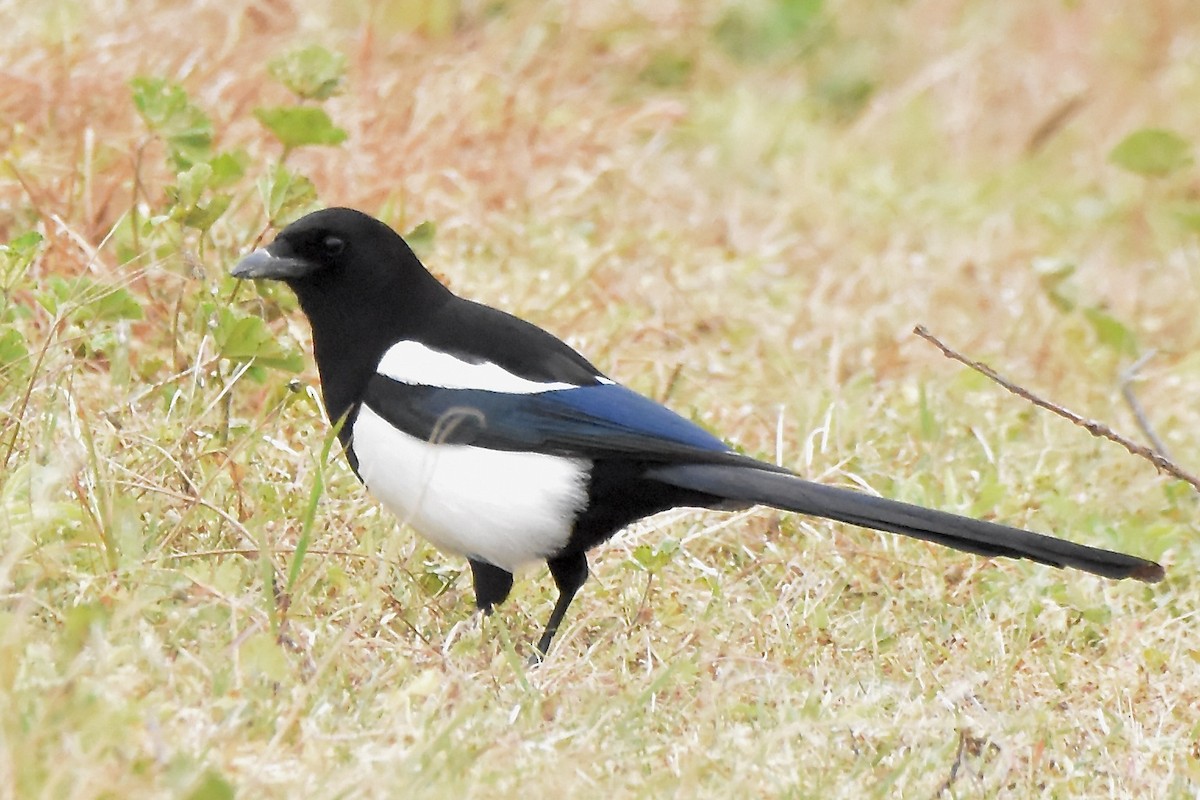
[289,267,452,434]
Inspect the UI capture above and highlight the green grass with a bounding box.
[1,0,1198,796]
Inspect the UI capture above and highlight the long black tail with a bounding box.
[645,463,1163,582]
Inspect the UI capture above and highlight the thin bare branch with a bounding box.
[913,325,1200,493]
[1120,349,1172,459]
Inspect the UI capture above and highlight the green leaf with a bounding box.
[0,328,28,365]
[1082,306,1137,356]
[404,220,437,256]
[373,0,459,37]
[1080,605,1112,625]
[168,162,213,208]
[239,631,290,681]
[632,540,678,572]
[62,602,110,656]
[2,231,44,261]
[0,230,43,292]
[180,194,232,232]
[208,149,250,189]
[257,164,319,228]
[130,77,214,168]
[213,307,304,372]
[1109,128,1193,178]
[813,67,875,121]
[165,162,233,232]
[639,51,694,88]
[89,285,144,322]
[40,277,143,322]
[267,44,347,101]
[1168,200,1200,233]
[1142,646,1168,672]
[1032,258,1077,312]
[713,0,829,61]
[254,106,347,149]
[185,770,235,800]
[190,195,232,231]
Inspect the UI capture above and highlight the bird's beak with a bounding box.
[231,247,315,280]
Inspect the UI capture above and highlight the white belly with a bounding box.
[351,405,589,572]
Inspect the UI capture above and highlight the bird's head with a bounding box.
[232,207,447,311]
[231,207,452,424]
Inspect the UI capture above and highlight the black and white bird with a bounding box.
[232,207,1163,657]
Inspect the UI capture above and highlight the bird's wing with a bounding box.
[360,375,782,468]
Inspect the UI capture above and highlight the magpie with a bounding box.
[232,207,1164,657]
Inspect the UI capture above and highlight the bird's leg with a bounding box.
[533,553,589,660]
[469,558,514,614]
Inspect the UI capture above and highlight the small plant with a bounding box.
[1109,128,1192,178]
[1034,258,1138,358]
[0,232,43,371]
[253,45,348,226]
[131,77,248,247]
[1109,126,1200,234]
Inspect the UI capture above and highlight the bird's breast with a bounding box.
[351,404,590,572]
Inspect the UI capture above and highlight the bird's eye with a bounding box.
[323,236,345,256]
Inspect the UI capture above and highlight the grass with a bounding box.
[1,0,1198,796]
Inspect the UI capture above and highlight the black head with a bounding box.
[231,207,452,425]
[232,207,444,305]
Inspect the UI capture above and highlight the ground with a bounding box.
[1,1,1197,797]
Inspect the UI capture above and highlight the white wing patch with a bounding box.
[352,404,589,572]
[377,340,591,394]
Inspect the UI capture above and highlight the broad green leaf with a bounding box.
[405,220,437,256]
[89,285,144,322]
[374,0,459,37]
[1109,128,1192,177]
[62,602,110,656]
[0,328,27,365]
[639,51,694,88]
[169,162,213,208]
[213,307,304,372]
[254,106,347,149]
[185,771,235,800]
[632,540,678,572]
[814,68,875,121]
[208,149,250,189]
[40,277,143,322]
[1168,200,1200,233]
[1142,646,1168,672]
[178,194,231,232]
[238,631,289,681]
[130,77,214,168]
[165,162,232,232]
[1,231,44,260]
[267,45,347,101]
[257,164,319,227]
[1082,306,1137,356]
[713,0,829,61]
[1,231,44,291]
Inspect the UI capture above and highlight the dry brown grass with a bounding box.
[1,0,1198,797]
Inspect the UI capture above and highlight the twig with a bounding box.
[936,729,967,797]
[1024,92,1088,155]
[1120,349,1172,459]
[913,325,1200,493]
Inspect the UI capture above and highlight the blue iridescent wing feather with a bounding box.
[360,377,776,468]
